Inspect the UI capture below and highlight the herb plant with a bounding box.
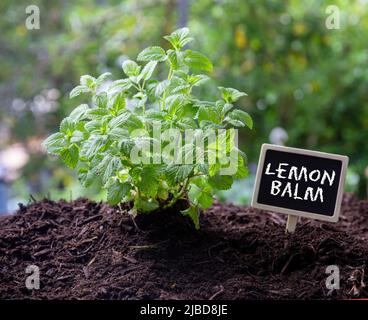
[43,28,252,228]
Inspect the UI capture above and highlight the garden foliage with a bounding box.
[43,28,252,228]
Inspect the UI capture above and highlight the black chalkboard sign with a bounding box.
[251,144,349,222]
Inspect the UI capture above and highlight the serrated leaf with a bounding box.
[78,167,95,188]
[222,103,234,115]
[139,167,159,197]
[227,109,253,129]
[155,80,169,98]
[188,74,209,87]
[69,85,90,99]
[109,112,130,128]
[94,92,108,108]
[96,155,122,185]
[69,104,89,122]
[43,132,65,154]
[139,61,157,81]
[110,92,126,113]
[108,79,132,93]
[80,135,106,160]
[208,175,233,190]
[218,87,247,103]
[85,120,102,133]
[167,49,180,70]
[188,177,213,209]
[166,164,195,185]
[137,46,167,62]
[235,155,249,179]
[108,127,129,141]
[85,108,109,120]
[122,60,141,77]
[80,75,96,88]
[166,94,186,115]
[107,180,131,205]
[197,106,220,125]
[60,118,75,135]
[109,112,143,130]
[164,28,193,49]
[184,50,213,72]
[224,117,244,128]
[60,144,79,169]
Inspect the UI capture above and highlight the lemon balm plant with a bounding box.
[43,28,252,228]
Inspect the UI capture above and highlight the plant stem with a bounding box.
[162,177,190,209]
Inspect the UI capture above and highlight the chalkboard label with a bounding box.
[251,144,349,222]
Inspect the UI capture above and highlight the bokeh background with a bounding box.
[1,0,368,214]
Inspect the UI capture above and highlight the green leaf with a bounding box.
[222,103,234,115]
[181,206,200,229]
[69,104,89,122]
[78,167,95,188]
[96,155,122,185]
[197,106,220,124]
[43,132,65,154]
[70,85,90,99]
[139,61,157,81]
[227,109,253,129]
[85,108,109,120]
[184,50,213,72]
[80,75,96,88]
[234,155,249,179]
[223,117,244,128]
[107,180,131,205]
[218,87,247,103]
[108,127,129,141]
[139,167,159,197]
[109,112,130,128]
[167,50,180,70]
[188,177,213,209]
[155,80,169,98]
[94,92,108,108]
[188,74,210,87]
[164,28,193,49]
[110,92,126,113]
[166,164,194,185]
[208,175,233,190]
[84,120,102,133]
[109,112,143,130]
[109,79,132,93]
[80,135,106,160]
[137,46,167,62]
[60,118,75,135]
[122,60,141,77]
[60,144,79,169]
[166,94,186,115]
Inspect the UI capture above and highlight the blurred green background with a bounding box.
[1,0,367,213]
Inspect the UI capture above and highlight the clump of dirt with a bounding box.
[0,193,367,300]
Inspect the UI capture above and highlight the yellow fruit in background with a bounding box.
[293,23,307,36]
[235,25,247,50]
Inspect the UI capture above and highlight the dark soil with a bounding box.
[0,193,367,300]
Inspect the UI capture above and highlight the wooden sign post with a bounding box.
[251,144,349,234]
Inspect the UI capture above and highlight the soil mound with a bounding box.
[0,193,367,299]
